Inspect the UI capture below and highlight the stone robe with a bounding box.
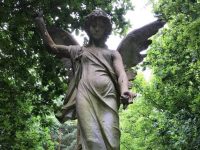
[56,45,121,150]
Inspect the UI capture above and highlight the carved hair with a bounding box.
[84,9,112,39]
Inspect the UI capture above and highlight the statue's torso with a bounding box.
[79,47,115,92]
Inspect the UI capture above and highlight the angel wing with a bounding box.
[48,27,79,83]
[48,27,79,46]
[117,19,165,69]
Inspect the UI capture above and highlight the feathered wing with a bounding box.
[117,19,165,81]
[48,27,79,46]
[117,20,165,68]
[48,27,79,83]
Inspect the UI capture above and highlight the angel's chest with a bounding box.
[81,49,112,64]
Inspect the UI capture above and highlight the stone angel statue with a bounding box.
[34,9,165,150]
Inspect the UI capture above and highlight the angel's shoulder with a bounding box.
[67,45,82,58]
[69,45,81,51]
[68,45,83,55]
[106,49,117,54]
[102,49,115,57]
[108,49,121,58]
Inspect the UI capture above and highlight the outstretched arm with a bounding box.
[112,51,136,108]
[34,12,70,58]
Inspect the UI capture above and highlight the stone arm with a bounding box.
[34,15,71,58]
[112,51,136,108]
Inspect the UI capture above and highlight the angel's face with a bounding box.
[89,18,106,40]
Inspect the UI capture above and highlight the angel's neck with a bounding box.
[89,39,107,48]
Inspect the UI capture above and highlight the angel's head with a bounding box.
[84,9,112,44]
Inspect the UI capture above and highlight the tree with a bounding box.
[0,0,133,149]
[50,120,77,150]
[120,0,200,149]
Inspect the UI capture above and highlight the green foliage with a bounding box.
[0,0,133,149]
[51,120,77,150]
[120,75,168,150]
[120,0,200,149]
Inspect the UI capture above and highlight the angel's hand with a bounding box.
[120,91,137,109]
[33,10,44,24]
[33,10,43,19]
[33,11,47,32]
